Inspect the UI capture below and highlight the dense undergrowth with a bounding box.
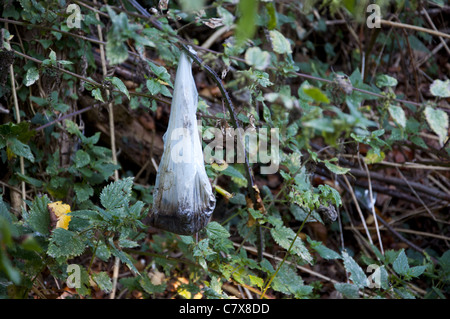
[0,0,449,299]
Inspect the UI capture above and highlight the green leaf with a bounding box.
[334,283,359,298]
[74,183,94,202]
[342,250,368,288]
[307,236,341,260]
[245,47,271,70]
[430,79,450,98]
[109,76,130,100]
[270,225,312,264]
[108,237,139,275]
[302,86,330,104]
[47,228,86,258]
[323,160,350,175]
[8,138,35,162]
[236,0,257,45]
[409,265,427,278]
[25,67,39,87]
[376,74,398,88]
[91,88,104,102]
[25,195,51,235]
[92,271,113,293]
[424,105,449,146]
[393,249,409,276]
[269,30,292,54]
[388,104,406,128]
[206,221,230,239]
[75,149,90,168]
[100,177,134,212]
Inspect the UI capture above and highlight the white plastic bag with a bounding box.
[150,51,216,235]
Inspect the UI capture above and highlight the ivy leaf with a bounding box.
[25,67,39,87]
[424,106,449,146]
[245,47,271,70]
[342,250,368,288]
[430,79,450,98]
[47,228,86,258]
[269,30,292,54]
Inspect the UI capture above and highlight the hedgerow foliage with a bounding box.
[0,0,449,299]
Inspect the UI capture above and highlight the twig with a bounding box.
[380,19,450,40]
[6,24,26,210]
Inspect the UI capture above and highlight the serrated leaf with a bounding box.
[342,250,368,288]
[430,79,450,98]
[307,236,341,260]
[74,183,94,202]
[206,221,230,239]
[108,237,139,275]
[100,177,134,212]
[245,47,271,70]
[393,249,409,275]
[424,106,449,146]
[408,265,427,278]
[334,282,359,298]
[92,271,113,293]
[388,104,406,128]
[25,67,39,87]
[47,228,86,258]
[25,195,51,235]
[271,226,312,264]
[75,149,90,168]
[109,76,130,100]
[269,30,292,54]
[248,275,264,289]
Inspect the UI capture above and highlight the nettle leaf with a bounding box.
[393,249,409,276]
[388,104,406,128]
[25,195,51,235]
[25,67,39,87]
[74,183,94,202]
[342,250,368,288]
[75,149,90,168]
[430,79,450,98]
[108,237,139,275]
[92,271,113,293]
[269,30,292,54]
[206,221,230,239]
[270,225,312,264]
[100,177,134,211]
[245,46,271,70]
[47,228,86,258]
[424,105,449,146]
[307,236,341,260]
[334,282,359,299]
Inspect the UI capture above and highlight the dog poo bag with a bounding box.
[150,51,216,235]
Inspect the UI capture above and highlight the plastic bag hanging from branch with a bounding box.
[150,50,216,235]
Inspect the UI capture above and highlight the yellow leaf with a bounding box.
[55,214,72,230]
[48,201,72,230]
